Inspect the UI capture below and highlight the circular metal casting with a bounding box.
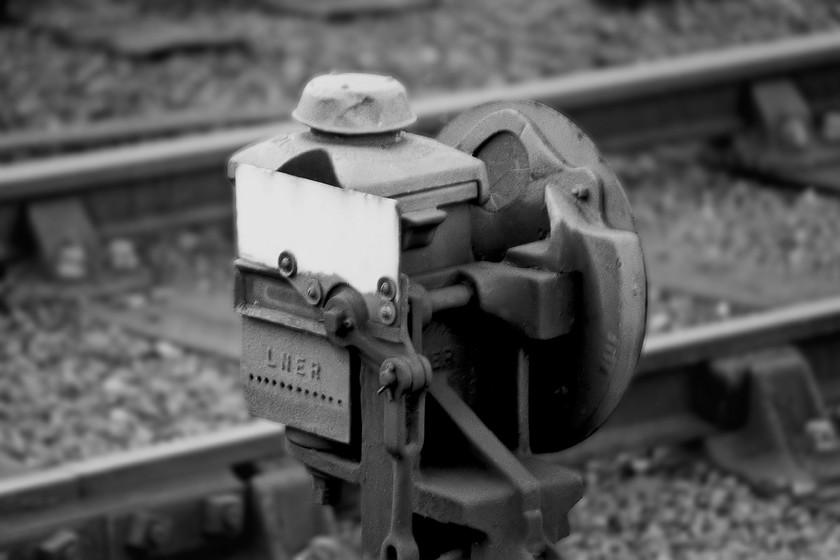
[437,100,648,451]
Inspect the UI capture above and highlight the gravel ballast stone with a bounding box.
[559,449,840,560]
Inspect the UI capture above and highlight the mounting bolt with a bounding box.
[379,301,397,325]
[377,277,396,301]
[277,251,297,278]
[204,493,245,538]
[324,308,354,337]
[127,512,172,554]
[305,280,322,305]
[38,530,80,560]
[571,185,590,200]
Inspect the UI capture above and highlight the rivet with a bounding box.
[277,251,297,277]
[377,277,396,300]
[305,280,322,304]
[379,301,397,325]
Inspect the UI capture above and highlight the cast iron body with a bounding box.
[230,78,646,559]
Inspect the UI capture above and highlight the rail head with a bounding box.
[639,295,840,374]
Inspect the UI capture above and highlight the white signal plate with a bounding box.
[235,163,400,298]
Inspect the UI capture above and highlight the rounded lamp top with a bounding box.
[292,73,417,135]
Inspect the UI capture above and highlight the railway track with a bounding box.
[2,31,840,303]
[2,29,840,161]
[4,31,840,557]
[6,296,840,557]
[2,30,840,200]
[0,34,840,307]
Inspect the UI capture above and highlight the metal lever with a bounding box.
[430,376,559,559]
[380,393,424,560]
[321,285,430,560]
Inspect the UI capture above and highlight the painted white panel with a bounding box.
[235,163,400,297]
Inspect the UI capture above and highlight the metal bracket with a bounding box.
[696,346,840,494]
[732,79,840,193]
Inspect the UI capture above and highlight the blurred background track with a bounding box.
[3,0,840,138]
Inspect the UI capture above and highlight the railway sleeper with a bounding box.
[694,346,840,495]
[731,78,840,194]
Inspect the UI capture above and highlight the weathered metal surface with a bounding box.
[456,261,576,340]
[242,316,353,443]
[232,74,647,559]
[292,73,417,134]
[228,126,486,205]
[437,100,647,450]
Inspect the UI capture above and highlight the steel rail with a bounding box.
[0,422,285,517]
[3,30,840,161]
[2,31,840,203]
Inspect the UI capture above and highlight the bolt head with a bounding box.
[378,277,396,300]
[379,301,397,324]
[277,251,297,277]
[305,280,322,304]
